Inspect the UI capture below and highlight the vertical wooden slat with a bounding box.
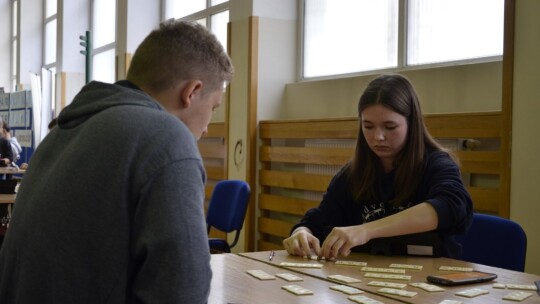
[499,0,514,218]
[245,16,259,252]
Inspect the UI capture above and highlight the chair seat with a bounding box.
[209,238,231,254]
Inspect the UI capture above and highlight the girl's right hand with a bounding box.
[282,227,321,257]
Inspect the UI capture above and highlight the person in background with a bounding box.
[0,117,13,169]
[0,20,233,304]
[283,74,472,260]
[1,121,21,166]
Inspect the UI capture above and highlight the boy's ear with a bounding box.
[180,80,203,108]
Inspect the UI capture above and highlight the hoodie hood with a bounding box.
[57,81,164,129]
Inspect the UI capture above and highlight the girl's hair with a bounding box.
[347,74,454,206]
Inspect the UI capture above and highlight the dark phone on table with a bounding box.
[427,271,497,286]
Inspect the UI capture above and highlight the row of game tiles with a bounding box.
[247,269,536,303]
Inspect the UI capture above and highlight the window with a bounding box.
[44,0,57,66]
[91,0,116,83]
[408,0,504,65]
[164,0,229,51]
[303,0,398,78]
[44,19,57,65]
[301,0,504,79]
[93,49,116,84]
[44,0,57,115]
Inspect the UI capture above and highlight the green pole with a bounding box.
[79,31,93,84]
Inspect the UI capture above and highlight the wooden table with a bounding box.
[232,250,540,304]
[209,253,402,303]
[0,194,16,204]
[0,167,25,175]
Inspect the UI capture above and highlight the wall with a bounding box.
[284,62,502,120]
[511,0,540,275]
[0,0,10,90]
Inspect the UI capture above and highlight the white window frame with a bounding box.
[11,0,19,91]
[162,0,229,31]
[43,0,57,115]
[299,0,504,81]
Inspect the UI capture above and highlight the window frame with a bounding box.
[162,0,229,29]
[43,0,57,115]
[11,0,19,91]
[298,0,504,81]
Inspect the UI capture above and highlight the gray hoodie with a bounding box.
[0,81,212,303]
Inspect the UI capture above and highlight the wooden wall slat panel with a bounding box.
[259,170,332,192]
[260,119,358,139]
[260,146,354,165]
[258,240,283,251]
[205,123,226,137]
[199,145,226,159]
[206,166,226,180]
[468,187,500,213]
[200,122,227,244]
[257,111,509,250]
[258,217,293,238]
[424,112,501,138]
[259,194,319,216]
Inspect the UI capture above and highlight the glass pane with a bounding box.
[93,49,115,83]
[303,0,398,78]
[165,0,206,19]
[45,20,57,65]
[12,0,17,37]
[408,0,504,65]
[211,11,228,51]
[45,0,57,18]
[211,0,228,5]
[12,40,17,76]
[93,0,116,48]
[49,67,57,113]
[196,18,206,27]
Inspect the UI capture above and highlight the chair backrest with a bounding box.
[206,180,250,234]
[455,213,527,272]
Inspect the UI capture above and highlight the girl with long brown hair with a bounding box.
[283,74,472,259]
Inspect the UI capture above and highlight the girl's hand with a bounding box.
[321,225,370,259]
[283,228,321,257]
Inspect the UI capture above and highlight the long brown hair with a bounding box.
[348,74,453,206]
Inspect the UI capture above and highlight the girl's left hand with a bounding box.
[320,225,370,259]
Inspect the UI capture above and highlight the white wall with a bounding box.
[255,1,297,121]
[284,62,502,120]
[511,0,540,275]
[0,0,11,90]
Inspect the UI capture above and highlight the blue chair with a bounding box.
[455,213,527,272]
[206,180,250,253]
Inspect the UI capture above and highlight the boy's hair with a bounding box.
[127,20,233,95]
